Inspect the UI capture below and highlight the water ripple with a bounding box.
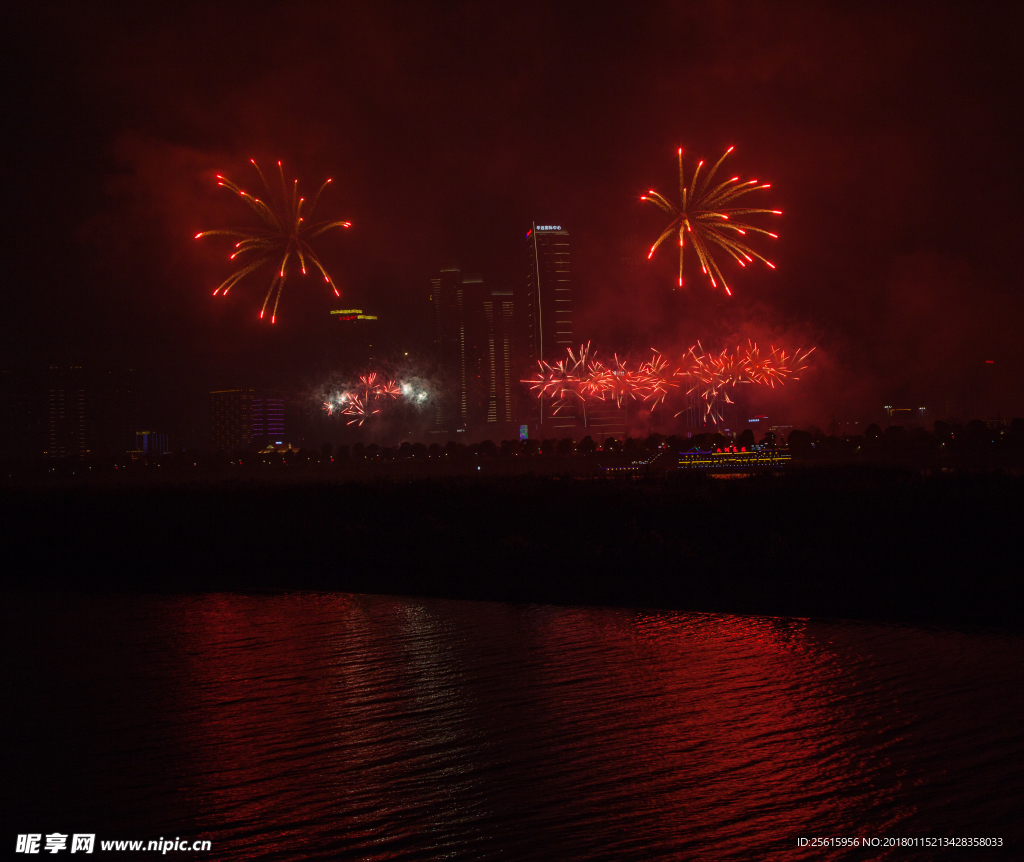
[3,593,1021,860]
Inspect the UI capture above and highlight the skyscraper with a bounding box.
[46,366,87,458]
[524,223,573,431]
[210,389,289,449]
[210,389,254,450]
[252,393,285,444]
[430,266,470,431]
[524,223,571,365]
[481,288,516,426]
[42,366,137,458]
[431,267,520,434]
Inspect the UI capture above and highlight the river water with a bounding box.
[3,593,1021,859]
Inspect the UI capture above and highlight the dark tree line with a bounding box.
[5,418,1023,481]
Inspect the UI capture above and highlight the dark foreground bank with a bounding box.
[3,467,1022,627]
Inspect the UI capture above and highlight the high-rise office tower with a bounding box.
[252,393,285,444]
[459,272,484,426]
[430,266,470,431]
[584,398,628,439]
[43,366,138,458]
[45,366,87,458]
[210,389,288,449]
[210,389,254,450]
[524,223,573,431]
[524,223,571,365]
[481,288,516,426]
[431,268,520,434]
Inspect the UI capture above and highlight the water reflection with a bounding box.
[3,593,1021,860]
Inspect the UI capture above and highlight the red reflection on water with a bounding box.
[522,610,906,857]
[168,597,914,860]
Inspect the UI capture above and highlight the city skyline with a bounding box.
[4,9,1021,859]
[3,3,1022,434]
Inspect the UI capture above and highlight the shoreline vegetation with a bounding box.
[3,461,1021,630]
[6,418,1023,482]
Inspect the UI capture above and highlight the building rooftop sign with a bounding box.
[330,309,377,320]
[535,225,563,231]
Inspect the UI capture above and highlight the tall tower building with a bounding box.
[45,366,87,458]
[481,288,516,427]
[252,393,285,445]
[524,223,571,365]
[524,223,573,432]
[430,266,470,432]
[42,366,138,458]
[210,389,254,450]
[431,268,520,434]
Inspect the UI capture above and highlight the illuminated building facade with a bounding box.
[46,366,87,458]
[210,389,288,449]
[430,268,520,434]
[524,223,571,364]
[524,223,572,430]
[584,400,628,439]
[210,389,253,450]
[674,447,791,472]
[252,394,285,444]
[42,366,137,458]
[430,266,472,431]
[481,288,516,427]
[135,431,170,457]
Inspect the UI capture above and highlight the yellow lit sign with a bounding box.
[331,309,378,321]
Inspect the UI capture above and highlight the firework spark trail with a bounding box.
[670,341,814,420]
[195,160,351,322]
[588,355,653,407]
[337,394,380,426]
[523,342,814,426]
[322,394,345,416]
[353,373,381,401]
[523,343,593,416]
[637,352,679,406]
[642,147,779,295]
[524,361,569,403]
[546,355,587,417]
[322,370,432,426]
[375,379,402,399]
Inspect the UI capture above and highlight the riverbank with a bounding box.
[3,466,1021,628]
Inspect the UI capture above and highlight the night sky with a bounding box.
[4,2,1023,429]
